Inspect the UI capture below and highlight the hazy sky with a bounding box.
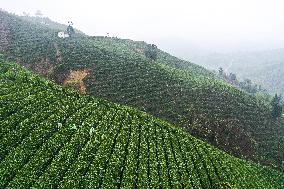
[2,0,284,54]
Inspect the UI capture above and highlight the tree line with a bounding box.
[218,67,283,119]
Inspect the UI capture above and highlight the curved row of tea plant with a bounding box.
[1,58,284,188]
[1,10,284,170]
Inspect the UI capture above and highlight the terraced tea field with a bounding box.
[1,57,284,188]
[1,9,284,171]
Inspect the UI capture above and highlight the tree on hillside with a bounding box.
[271,94,283,119]
[228,73,237,83]
[244,79,252,86]
[22,12,30,17]
[240,79,253,93]
[145,44,158,61]
[35,10,43,17]
[217,69,265,95]
[218,67,224,76]
[67,21,75,37]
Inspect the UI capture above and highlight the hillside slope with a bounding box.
[1,56,284,188]
[1,10,284,170]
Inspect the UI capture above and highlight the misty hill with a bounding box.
[1,56,284,188]
[1,10,284,171]
[190,49,284,95]
[19,15,84,34]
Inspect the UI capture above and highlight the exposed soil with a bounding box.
[63,69,91,94]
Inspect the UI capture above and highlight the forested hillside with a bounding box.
[1,10,284,170]
[190,49,284,95]
[1,56,284,188]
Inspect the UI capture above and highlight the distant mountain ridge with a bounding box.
[190,49,284,95]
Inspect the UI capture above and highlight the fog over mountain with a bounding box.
[2,0,284,56]
[2,0,284,94]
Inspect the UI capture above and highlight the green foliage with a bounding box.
[255,92,272,105]
[67,24,75,37]
[145,44,158,60]
[1,10,284,171]
[218,67,224,76]
[1,58,284,188]
[271,94,283,119]
[217,68,265,95]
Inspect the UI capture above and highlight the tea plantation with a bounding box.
[1,56,284,188]
[1,10,284,171]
